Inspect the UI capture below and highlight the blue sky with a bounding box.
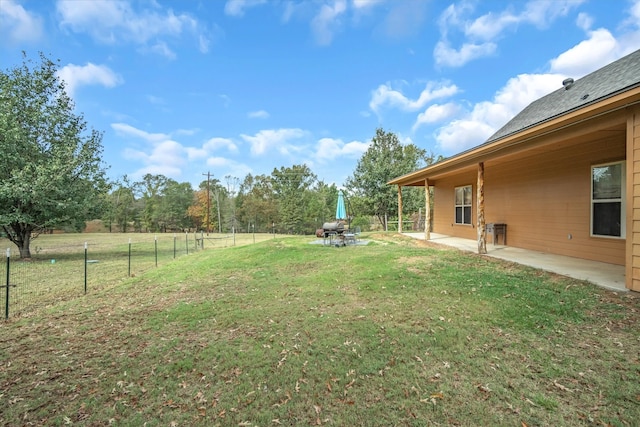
[1,0,639,189]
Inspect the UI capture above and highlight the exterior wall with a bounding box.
[627,107,640,291]
[432,135,626,265]
[433,171,479,241]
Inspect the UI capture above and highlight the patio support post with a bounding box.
[397,185,403,233]
[477,162,487,254]
[424,179,431,240]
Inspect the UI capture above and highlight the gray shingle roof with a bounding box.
[487,49,640,143]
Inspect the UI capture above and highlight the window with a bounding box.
[455,185,472,225]
[591,162,624,238]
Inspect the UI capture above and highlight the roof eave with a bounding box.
[388,86,640,187]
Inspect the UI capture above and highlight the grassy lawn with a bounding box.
[0,232,280,317]
[1,233,638,426]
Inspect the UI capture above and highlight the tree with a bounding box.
[236,174,278,232]
[135,174,168,232]
[271,164,317,234]
[0,53,108,257]
[104,176,137,232]
[224,175,240,233]
[345,128,439,230]
[307,181,337,228]
[156,180,194,232]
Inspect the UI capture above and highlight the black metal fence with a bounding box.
[0,232,235,319]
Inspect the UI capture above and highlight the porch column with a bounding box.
[424,179,431,240]
[626,106,640,291]
[477,162,487,254]
[397,185,403,233]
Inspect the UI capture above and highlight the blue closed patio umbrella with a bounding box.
[336,190,347,220]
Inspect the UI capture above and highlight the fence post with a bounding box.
[154,235,158,267]
[4,248,9,320]
[185,232,189,255]
[84,242,88,294]
[128,238,132,277]
[173,234,176,259]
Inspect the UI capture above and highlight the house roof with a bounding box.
[389,49,640,187]
[487,49,640,143]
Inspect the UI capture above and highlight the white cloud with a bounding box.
[199,34,210,53]
[56,63,123,97]
[370,81,460,114]
[123,140,186,179]
[114,123,195,179]
[129,164,183,179]
[464,0,583,40]
[627,0,640,26]
[185,147,207,160]
[435,119,496,153]
[248,110,270,119]
[175,128,198,136]
[433,40,497,67]
[352,0,386,10]
[311,0,347,45]
[224,0,267,17]
[464,10,519,41]
[413,103,461,131]
[240,128,308,156]
[113,123,243,179]
[549,28,621,77]
[315,138,369,162]
[575,12,593,31]
[111,123,170,143]
[147,95,166,105]
[55,0,209,57]
[149,41,176,60]
[203,137,238,152]
[185,137,237,161]
[434,73,563,153]
[0,0,43,44]
[435,0,584,67]
[434,3,640,154]
[206,157,253,177]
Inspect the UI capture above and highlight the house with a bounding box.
[388,49,640,291]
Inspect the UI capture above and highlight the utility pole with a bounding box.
[202,172,211,235]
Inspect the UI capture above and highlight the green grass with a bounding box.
[0,232,282,317]
[1,232,639,426]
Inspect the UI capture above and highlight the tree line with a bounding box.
[0,53,440,258]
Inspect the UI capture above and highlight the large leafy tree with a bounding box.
[236,174,277,233]
[0,53,108,257]
[271,164,317,234]
[104,176,137,233]
[346,128,439,230]
[135,174,168,232]
[156,179,194,232]
[188,178,226,233]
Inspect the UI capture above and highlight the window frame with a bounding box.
[590,161,625,239]
[454,185,473,226]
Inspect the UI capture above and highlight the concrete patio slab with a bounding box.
[403,232,627,292]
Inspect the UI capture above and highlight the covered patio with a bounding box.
[404,232,626,292]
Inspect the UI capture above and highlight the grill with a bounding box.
[316,222,344,238]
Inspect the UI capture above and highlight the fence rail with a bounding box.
[0,232,239,319]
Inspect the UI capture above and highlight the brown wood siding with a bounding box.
[627,107,640,291]
[432,135,626,265]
